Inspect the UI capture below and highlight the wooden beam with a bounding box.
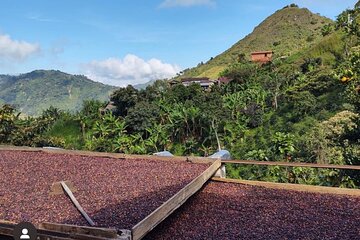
[211,177,360,196]
[60,181,96,226]
[222,159,360,170]
[36,228,113,240]
[131,159,221,240]
[0,222,71,240]
[0,220,128,240]
[0,145,215,164]
[39,222,118,239]
[0,226,12,237]
[0,220,16,225]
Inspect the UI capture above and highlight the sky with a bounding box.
[0,0,357,86]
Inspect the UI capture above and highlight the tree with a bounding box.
[77,100,105,137]
[0,104,18,143]
[125,101,160,134]
[110,85,138,117]
[335,4,360,111]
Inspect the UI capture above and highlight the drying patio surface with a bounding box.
[146,181,360,240]
[1,148,360,240]
[0,150,209,230]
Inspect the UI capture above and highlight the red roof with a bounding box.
[251,50,273,55]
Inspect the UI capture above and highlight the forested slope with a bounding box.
[0,70,116,115]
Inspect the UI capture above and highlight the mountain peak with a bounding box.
[179,6,332,79]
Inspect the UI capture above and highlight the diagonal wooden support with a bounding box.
[60,181,96,226]
[131,159,221,240]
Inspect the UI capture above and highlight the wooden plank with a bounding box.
[0,223,71,240]
[132,159,221,240]
[39,222,118,239]
[0,220,16,225]
[0,145,215,164]
[60,181,96,226]
[211,177,360,196]
[0,221,124,240]
[0,226,13,236]
[222,159,360,170]
[37,228,112,240]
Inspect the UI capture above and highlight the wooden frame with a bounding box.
[0,145,216,164]
[2,145,359,239]
[0,160,221,240]
[220,159,360,195]
[212,177,360,196]
[0,221,130,240]
[0,146,222,240]
[222,159,360,170]
[131,160,221,240]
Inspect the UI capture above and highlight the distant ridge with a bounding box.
[0,70,117,115]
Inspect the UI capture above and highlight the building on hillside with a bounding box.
[169,76,233,91]
[170,77,232,90]
[251,51,273,63]
[176,77,217,89]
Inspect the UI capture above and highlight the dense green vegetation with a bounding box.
[0,70,116,116]
[1,4,359,188]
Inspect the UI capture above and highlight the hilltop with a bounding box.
[180,5,333,79]
[0,70,116,115]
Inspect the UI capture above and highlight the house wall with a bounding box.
[251,52,273,62]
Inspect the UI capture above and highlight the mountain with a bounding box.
[0,70,117,115]
[179,5,333,79]
[132,79,156,90]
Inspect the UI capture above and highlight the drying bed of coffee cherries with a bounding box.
[0,150,209,229]
[146,181,360,240]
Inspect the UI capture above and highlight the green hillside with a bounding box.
[180,5,333,79]
[0,70,116,115]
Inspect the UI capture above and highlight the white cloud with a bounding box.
[0,34,40,61]
[159,0,216,8]
[83,54,181,86]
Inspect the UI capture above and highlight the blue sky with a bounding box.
[0,0,357,86]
